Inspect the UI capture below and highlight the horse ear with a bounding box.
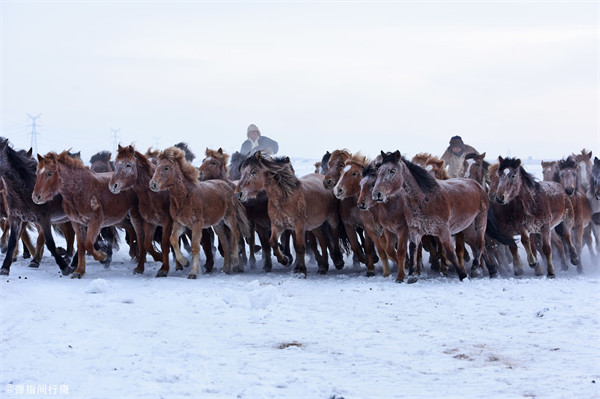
[284,156,290,163]
[498,156,504,163]
[26,148,33,158]
[587,150,592,159]
[0,139,7,151]
[255,151,263,160]
[515,159,521,168]
[380,151,386,158]
[595,157,600,165]
[37,154,44,162]
[393,150,401,159]
[218,148,223,155]
[118,144,123,151]
[480,152,486,159]
[128,145,134,154]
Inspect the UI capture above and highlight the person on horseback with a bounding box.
[240,124,279,156]
[441,135,479,178]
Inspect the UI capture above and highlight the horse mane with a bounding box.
[361,162,378,178]
[413,152,449,180]
[558,156,577,171]
[0,138,37,183]
[56,151,87,169]
[174,142,196,162]
[411,152,433,166]
[499,157,539,189]
[160,147,199,183]
[90,150,112,164]
[321,151,332,165]
[241,153,300,197]
[346,152,369,168]
[145,148,160,160]
[329,149,351,165]
[464,152,490,177]
[117,145,154,176]
[381,151,438,193]
[205,148,230,171]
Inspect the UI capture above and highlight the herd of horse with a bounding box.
[0,136,598,283]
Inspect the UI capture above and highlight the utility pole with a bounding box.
[27,113,41,155]
[153,136,161,149]
[110,128,120,155]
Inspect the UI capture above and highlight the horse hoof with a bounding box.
[60,266,72,276]
[407,276,419,284]
[458,272,468,281]
[334,257,345,270]
[71,272,82,279]
[570,254,580,266]
[0,268,9,276]
[470,268,481,278]
[547,273,556,279]
[155,270,168,278]
[0,246,6,254]
[395,278,404,283]
[204,263,213,273]
[366,271,375,277]
[28,260,40,268]
[489,271,498,279]
[187,274,197,279]
[317,268,327,275]
[528,261,539,269]
[514,268,524,276]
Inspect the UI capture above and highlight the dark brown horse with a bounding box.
[0,139,72,276]
[494,156,579,277]
[90,151,114,173]
[373,151,490,281]
[33,151,146,278]
[323,149,367,267]
[150,147,249,278]
[589,157,600,252]
[235,152,343,276]
[199,148,273,271]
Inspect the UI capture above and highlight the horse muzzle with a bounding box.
[109,182,121,194]
[334,187,345,199]
[235,191,247,202]
[32,193,46,205]
[357,200,369,210]
[323,179,334,189]
[565,187,575,196]
[198,171,205,181]
[149,181,161,192]
[495,194,506,205]
[372,191,385,203]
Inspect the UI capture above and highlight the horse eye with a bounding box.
[251,170,257,176]
[126,163,132,168]
[47,172,53,177]
[211,161,217,165]
[389,168,396,174]
[352,172,357,176]
[338,163,344,168]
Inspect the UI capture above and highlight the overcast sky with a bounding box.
[1,1,598,164]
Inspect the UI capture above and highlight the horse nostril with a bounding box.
[336,188,343,196]
[358,201,366,209]
[496,194,505,204]
[565,188,574,196]
[235,191,243,201]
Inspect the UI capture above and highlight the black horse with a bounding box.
[0,138,72,275]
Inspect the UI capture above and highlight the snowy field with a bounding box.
[1,159,599,399]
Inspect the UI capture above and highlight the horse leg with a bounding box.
[362,234,376,277]
[270,226,291,266]
[169,222,189,270]
[0,219,23,275]
[26,223,44,268]
[344,222,367,265]
[201,228,214,273]
[247,220,256,269]
[541,230,556,278]
[394,227,409,283]
[556,221,580,269]
[292,225,307,276]
[0,219,9,254]
[187,226,204,279]
[256,225,272,272]
[156,219,173,278]
[439,231,468,281]
[582,225,596,259]
[312,228,330,274]
[144,222,162,263]
[71,223,90,279]
[214,223,233,274]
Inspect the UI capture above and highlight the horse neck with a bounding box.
[264,173,296,203]
[1,171,34,208]
[166,175,194,211]
[398,162,426,202]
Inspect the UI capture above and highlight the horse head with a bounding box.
[199,148,229,182]
[228,151,248,181]
[323,149,351,190]
[557,156,579,197]
[235,151,268,202]
[333,153,368,200]
[32,152,62,204]
[495,156,524,205]
[357,162,379,210]
[372,150,403,203]
[110,144,139,194]
[150,147,198,192]
[463,152,487,185]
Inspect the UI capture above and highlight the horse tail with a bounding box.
[485,207,515,246]
[234,198,251,239]
[337,214,352,256]
[100,226,121,251]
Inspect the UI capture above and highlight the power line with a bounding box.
[110,128,120,155]
[26,113,41,155]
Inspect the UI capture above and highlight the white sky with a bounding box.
[1,1,598,164]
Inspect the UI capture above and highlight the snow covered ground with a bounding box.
[1,158,599,399]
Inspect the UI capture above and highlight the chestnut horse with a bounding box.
[373,151,490,281]
[333,154,392,277]
[109,144,181,277]
[0,139,72,276]
[90,151,114,173]
[494,156,579,277]
[150,147,249,278]
[235,152,343,276]
[323,149,367,266]
[33,151,146,278]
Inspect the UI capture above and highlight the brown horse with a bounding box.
[373,151,490,281]
[32,151,146,278]
[333,154,391,276]
[149,147,249,278]
[109,144,182,277]
[541,160,559,183]
[494,156,579,277]
[572,149,593,192]
[235,152,343,276]
[555,156,595,268]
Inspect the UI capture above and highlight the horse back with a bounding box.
[438,178,488,233]
[538,181,572,226]
[195,180,234,227]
